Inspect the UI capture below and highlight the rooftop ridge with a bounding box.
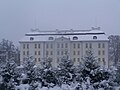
[27,27,103,36]
[30,27,101,33]
[31,29,92,32]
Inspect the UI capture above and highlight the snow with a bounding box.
[21,73,27,80]
[0,76,3,83]
[115,86,120,90]
[38,87,48,90]
[20,34,108,43]
[33,65,37,68]
[14,84,120,90]
[26,29,104,35]
[19,29,108,42]
[15,84,70,90]
[15,84,30,90]
[49,86,61,90]
[16,65,24,69]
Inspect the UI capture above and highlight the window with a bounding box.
[73,43,76,49]
[61,51,64,55]
[78,43,80,48]
[98,50,101,55]
[98,43,101,48]
[89,43,92,48]
[23,44,25,49]
[38,58,40,62]
[23,51,25,55]
[51,44,53,49]
[35,51,37,55]
[73,36,78,40]
[38,44,40,48]
[46,51,49,55]
[57,58,59,63]
[103,58,106,65]
[86,43,88,48]
[61,43,64,48]
[57,51,59,55]
[49,37,54,40]
[27,44,29,49]
[51,51,53,55]
[93,36,97,39]
[35,44,37,49]
[78,51,80,55]
[30,37,34,40]
[65,43,68,48]
[73,58,76,62]
[77,58,80,62]
[27,51,29,55]
[57,43,60,48]
[38,51,40,55]
[46,44,49,49]
[73,51,76,55]
[102,50,105,55]
[65,51,68,54]
[98,58,101,62]
[102,43,105,48]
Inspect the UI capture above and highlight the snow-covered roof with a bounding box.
[25,29,105,36]
[19,29,109,43]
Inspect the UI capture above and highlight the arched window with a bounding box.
[93,36,97,39]
[49,37,54,40]
[30,37,34,40]
[73,36,78,40]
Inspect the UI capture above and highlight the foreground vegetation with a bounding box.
[0,51,119,90]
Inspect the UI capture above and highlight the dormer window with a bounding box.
[73,36,78,40]
[93,36,97,39]
[49,37,54,40]
[30,37,34,40]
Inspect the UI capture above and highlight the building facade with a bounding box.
[19,28,109,68]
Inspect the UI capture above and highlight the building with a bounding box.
[19,27,109,68]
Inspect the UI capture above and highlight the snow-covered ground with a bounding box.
[15,83,120,90]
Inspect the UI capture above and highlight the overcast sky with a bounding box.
[0,0,120,45]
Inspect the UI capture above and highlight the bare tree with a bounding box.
[108,35,120,66]
[0,39,20,65]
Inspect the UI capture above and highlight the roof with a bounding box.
[19,29,109,42]
[25,29,105,36]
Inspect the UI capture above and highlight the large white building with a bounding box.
[19,27,109,68]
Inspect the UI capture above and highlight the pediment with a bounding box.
[55,36,70,41]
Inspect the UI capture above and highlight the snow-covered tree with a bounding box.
[0,59,20,90]
[22,56,36,84]
[40,57,53,69]
[55,55,75,86]
[39,57,58,87]
[41,68,57,87]
[115,62,120,85]
[20,56,45,90]
[79,50,114,89]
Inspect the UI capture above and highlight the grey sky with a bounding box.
[0,0,120,45]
